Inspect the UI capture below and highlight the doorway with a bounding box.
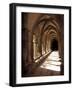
[51,39,58,51]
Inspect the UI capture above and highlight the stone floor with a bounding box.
[31,51,62,76]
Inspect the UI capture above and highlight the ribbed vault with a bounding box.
[32,15,62,60]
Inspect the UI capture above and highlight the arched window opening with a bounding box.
[33,34,41,60]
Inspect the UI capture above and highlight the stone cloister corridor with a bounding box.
[22,13,64,77]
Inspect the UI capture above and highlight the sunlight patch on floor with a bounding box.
[40,51,62,71]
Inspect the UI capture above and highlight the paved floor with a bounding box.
[31,51,62,76]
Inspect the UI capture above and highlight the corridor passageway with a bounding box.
[22,13,64,77]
